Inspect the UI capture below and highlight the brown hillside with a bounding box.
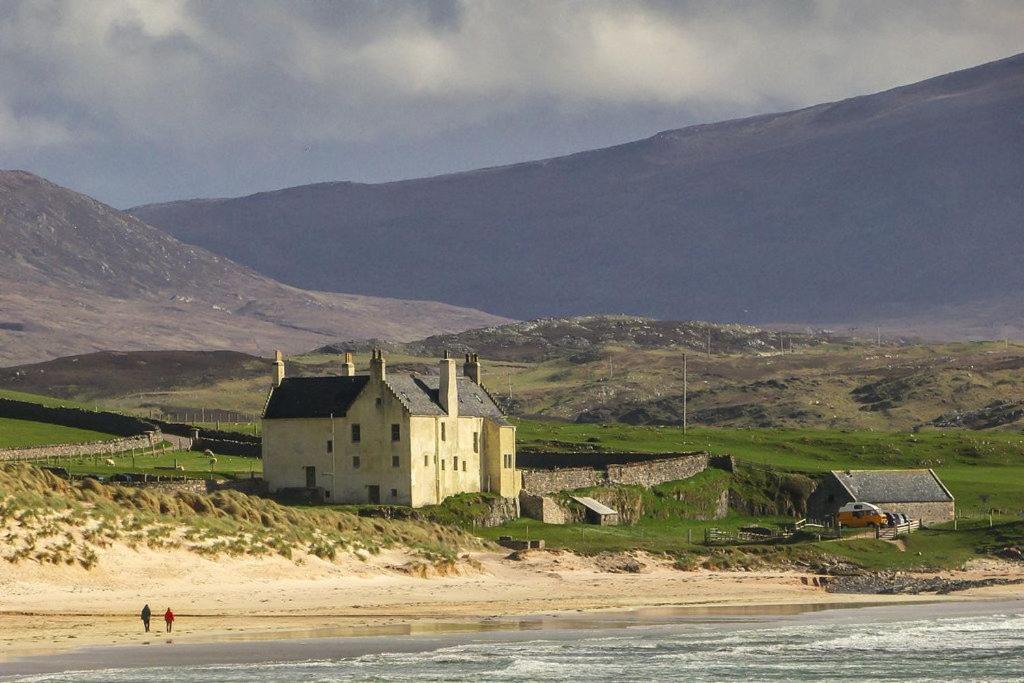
[0,171,508,364]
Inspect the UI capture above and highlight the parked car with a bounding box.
[836,502,888,528]
[889,512,909,525]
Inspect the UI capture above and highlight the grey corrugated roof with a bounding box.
[832,469,954,503]
[264,376,370,419]
[571,496,618,516]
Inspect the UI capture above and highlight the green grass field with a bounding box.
[32,449,262,480]
[0,417,118,448]
[515,420,1024,513]
[0,388,97,410]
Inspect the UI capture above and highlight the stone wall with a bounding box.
[0,398,154,436]
[519,467,605,494]
[0,432,160,462]
[606,453,710,487]
[519,452,712,494]
[875,500,955,526]
[518,491,569,524]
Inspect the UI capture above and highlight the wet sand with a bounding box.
[4,598,1024,679]
[2,545,1022,678]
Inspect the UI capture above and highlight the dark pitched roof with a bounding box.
[406,375,510,424]
[264,373,509,424]
[264,376,369,419]
[831,469,954,503]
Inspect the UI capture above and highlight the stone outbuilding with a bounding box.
[807,469,955,525]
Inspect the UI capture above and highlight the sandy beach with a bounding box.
[2,542,1023,673]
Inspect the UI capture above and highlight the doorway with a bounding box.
[367,485,381,504]
[304,466,316,489]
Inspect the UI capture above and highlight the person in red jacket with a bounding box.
[164,608,175,632]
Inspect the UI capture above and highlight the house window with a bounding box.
[503,453,513,468]
[441,422,446,441]
[391,424,400,442]
[472,432,478,453]
[352,456,360,469]
[326,439,333,454]
[392,455,400,468]
[391,488,398,498]
[453,456,459,471]
[376,397,383,408]
[462,460,466,472]
[441,459,446,471]
[351,424,361,443]
[424,454,429,467]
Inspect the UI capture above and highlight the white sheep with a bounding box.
[104,458,116,466]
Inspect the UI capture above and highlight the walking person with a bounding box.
[164,607,175,633]
[141,604,151,632]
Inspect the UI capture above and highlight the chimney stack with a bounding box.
[272,350,285,388]
[464,353,481,385]
[370,348,386,381]
[341,351,355,376]
[439,350,458,416]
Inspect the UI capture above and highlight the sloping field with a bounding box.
[0,417,116,449]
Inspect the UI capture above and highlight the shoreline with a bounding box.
[3,597,1024,678]
[2,547,1023,676]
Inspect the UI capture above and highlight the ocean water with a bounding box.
[11,610,1024,682]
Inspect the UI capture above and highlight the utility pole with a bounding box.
[682,353,688,435]
[707,329,712,357]
[876,326,881,346]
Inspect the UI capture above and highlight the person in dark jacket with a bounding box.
[164,607,175,632]
[141,604,151,632]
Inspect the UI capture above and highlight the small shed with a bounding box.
[570,496,620,525]
[807,469,954,525]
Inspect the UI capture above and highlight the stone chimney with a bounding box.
[370,348,386,382]
[439,350,458,417]
[341,351,355,376]
[463,353,481,385]
[272,350,285,388]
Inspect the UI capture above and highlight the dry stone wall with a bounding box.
[0,433,160,462]
[0,399,153,436]
[519,467,604,494]
[519,452,712,494]
[606,453,709,487]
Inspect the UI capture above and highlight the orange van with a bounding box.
[836,502,888,528]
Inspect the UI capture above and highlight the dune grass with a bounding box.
[0,417,117,449]
[0,463,476,568]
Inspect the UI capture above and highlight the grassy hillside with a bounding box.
[0,417,117,449]
[516,420,1024,513]
[6,322,1024,433]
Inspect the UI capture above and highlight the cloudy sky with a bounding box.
[2,0,1023,208]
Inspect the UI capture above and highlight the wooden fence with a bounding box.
[875,519,921,540]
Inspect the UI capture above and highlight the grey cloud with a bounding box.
[0,0,1022,207]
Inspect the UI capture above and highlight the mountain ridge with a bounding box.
[0,171,508,365]
[131,52,1024,338]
